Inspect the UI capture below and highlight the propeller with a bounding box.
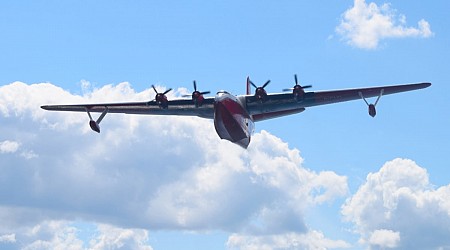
[282,74,312,92]
[283,74,312,101]
[248,78,270,102]
[152,85,172,96]
[151,85,172,108]
[249,79,271,90]
[182,80,210,107]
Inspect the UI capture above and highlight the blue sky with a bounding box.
[0,1,449,249]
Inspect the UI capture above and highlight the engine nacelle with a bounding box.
[192,91,205,107]
[182,81,211,107]
[254,87,268,102]
[89,120,101,133]
[248,78,270,103]
[292,85,306,100]
[155,93,169,109]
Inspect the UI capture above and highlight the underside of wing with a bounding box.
[41,98,215,119]
[302,82,431,108]
[245,82,431,121]
[243,94,307,122]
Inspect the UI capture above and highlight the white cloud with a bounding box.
[369,229,400,249]
[20,150,39,159]
[227,231,351,250]
[0,140,38,159]
[22,221,84,250]
[0,140,20,154]
[89,224,152,250]
[0,81,349,249]
[342,158,450,249]
[336,0,433,49]
[1,220,152,250]
[0,233,16,243]
[3,81,449,250]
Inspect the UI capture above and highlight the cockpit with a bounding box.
[216,90,230,95]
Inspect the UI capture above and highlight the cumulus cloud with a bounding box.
[227,231,351,250]
[0,233,15,243]
[0,220,152,250]
[342,158,450,249]
[0,140,38,159]
[368,229,400,249]
[336,0,433,49]
[89,223,152,250]
[0,81,349,249]
[0,140,20,154]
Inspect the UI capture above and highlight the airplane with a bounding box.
[41,75,431,148]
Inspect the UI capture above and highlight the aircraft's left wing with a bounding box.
[41,98,216,119]
[245,82,431,121]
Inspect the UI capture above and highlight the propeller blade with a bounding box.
[162,88,172,95]
[262,80,271,89]
[189,81,210,97]
[249,80,258,89]
[152,85,158,93]
[283,74,313,92]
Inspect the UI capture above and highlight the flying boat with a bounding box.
[41,75,431,148]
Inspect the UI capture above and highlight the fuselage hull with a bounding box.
[214,92,254,148]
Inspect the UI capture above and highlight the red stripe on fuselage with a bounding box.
[214,92,253,148]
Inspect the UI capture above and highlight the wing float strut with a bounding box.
[87,107,108,133]
[359,89,384,117]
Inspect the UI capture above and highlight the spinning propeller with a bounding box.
[151,85,172,109]
[183,80,210,107]
[283,74,312,99]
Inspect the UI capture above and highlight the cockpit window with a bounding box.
[216,90,230,95]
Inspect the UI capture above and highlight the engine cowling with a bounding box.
[183,81,210,107]
[254,87,268,102]
[282,74,312,101]
[248,79,270,102]
[152,85,171,109]
[155,93,169,109]
[292,85,306,99]
[192,91,205,107]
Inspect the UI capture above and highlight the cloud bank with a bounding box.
[2,81,449,249]
[0,81,348,249]
[342,158,450,249]
[336,0,433,49]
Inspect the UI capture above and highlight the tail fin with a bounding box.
[246,76,251,95]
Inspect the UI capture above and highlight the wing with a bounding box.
[41,97,216,119]
[245,82,431,121]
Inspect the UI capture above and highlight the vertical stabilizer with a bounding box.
[246,76,251,95]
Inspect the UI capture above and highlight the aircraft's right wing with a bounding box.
[245,82,431,121]
[301,82,431,107]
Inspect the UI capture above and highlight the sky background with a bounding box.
[0,0,449,249]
